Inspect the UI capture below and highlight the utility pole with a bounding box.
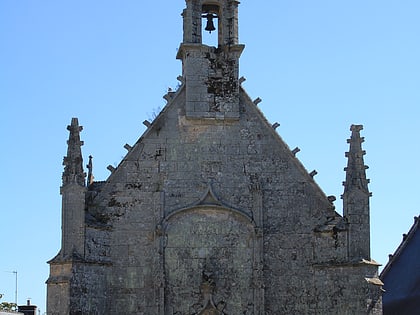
[12,270,17,306]
[13,270,17,307]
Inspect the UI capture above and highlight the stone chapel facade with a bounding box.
[47,1,383,314]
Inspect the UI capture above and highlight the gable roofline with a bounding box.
[101,81,334,217]
[103,83,186,184]
[380,215,420,278]
[101,81,337,218]
[238,85,336,213]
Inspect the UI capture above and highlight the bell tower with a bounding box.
[177,0,244,120]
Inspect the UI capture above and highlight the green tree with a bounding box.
[0,295,17,311]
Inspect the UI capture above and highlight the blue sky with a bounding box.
[1,1,419,313]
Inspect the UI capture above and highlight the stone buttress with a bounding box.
[47,118,87,315]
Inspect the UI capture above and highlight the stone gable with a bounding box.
[47,1,383,314]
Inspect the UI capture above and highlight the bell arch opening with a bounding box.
[202,3,220,46]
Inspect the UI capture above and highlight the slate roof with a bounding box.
[380,215,420,315]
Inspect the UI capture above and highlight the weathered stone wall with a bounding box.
[165,208,255,314]
[46,263,71,315]
[178,44,243,120]
[70,264,108,314]
[74,86,382,314]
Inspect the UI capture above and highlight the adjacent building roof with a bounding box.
[380,215,420,315]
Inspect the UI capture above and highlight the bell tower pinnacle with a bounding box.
[177,0,244,120]
[342,124,372,261]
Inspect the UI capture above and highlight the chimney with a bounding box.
[18,300,37,315]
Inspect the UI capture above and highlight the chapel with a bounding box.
[47,1,383,314]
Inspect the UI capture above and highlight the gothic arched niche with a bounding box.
[163,206,256,314]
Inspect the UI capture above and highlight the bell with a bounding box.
[204,13,216,33]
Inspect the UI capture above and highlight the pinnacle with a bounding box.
[62,117,86,187]
[343,124,370,195]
